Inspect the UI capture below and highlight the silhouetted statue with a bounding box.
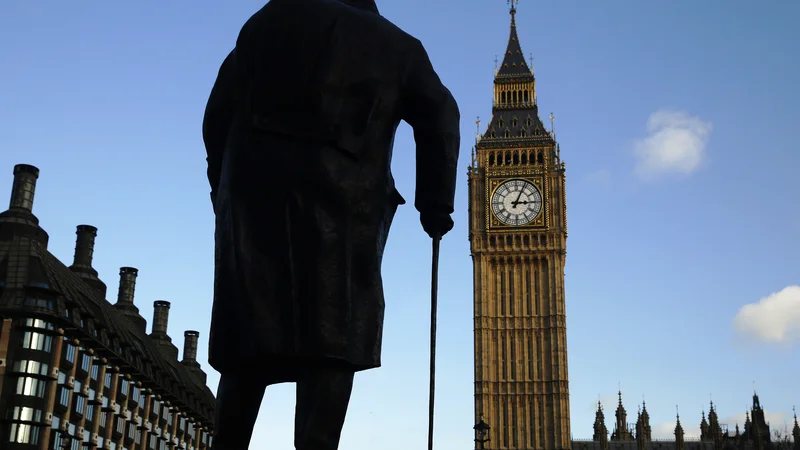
[202,0,460,448]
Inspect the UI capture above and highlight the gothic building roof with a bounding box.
[0,164,215,425]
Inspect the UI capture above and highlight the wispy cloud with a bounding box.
[633,110,712,180]
[733,286,800,344]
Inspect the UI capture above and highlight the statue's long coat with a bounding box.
[202,0,460,381]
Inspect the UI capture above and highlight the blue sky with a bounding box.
[2,0,799,448]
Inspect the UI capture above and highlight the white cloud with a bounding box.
[733,286,800,344]
[633,110,712,179]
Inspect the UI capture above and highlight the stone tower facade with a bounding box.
[468,3,570,449]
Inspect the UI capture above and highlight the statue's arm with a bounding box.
[401,39,461,217]
[202,49,241,209]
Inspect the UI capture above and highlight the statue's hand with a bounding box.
[420,211,454,239]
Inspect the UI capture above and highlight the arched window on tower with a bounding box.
[520,129,527,137]
[488,153,495,165]
[504,129,511,138]
[513,152,519,164]
[537,150,544,164]
[521,152,528,164]
[512,118,518,127]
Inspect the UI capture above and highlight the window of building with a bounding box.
[12,359,49,376]
[21,331,52,352]
[81,354,91,372]
[23,293,55,310]
[91,363,99,380]
[22,318,54,330]
[7,406,43,444]
[8,423,42,444]
[65,343,76,363]
[16,376,46,398]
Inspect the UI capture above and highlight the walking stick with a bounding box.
[427,233,441,450]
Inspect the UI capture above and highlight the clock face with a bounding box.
[491,179,542,226]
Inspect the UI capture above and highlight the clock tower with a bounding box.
[468,3,570,450]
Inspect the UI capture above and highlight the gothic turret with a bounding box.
[611,392,633,441]
[708,401,724,450]
[675,409,685,450]
[746,390,771,449]
[641,400,652,441]
[593,401,609,450]
[701,410,710,441]
[635,406,646,450]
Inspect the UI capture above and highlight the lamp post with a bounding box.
[474,418,491,450]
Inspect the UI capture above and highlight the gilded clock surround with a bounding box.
[467,3,570,450]
[487,177,546,230]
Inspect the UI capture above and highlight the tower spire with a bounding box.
[496,0,532,79]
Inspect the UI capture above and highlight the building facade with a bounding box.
[575,391,799,450]
[470,4,799,450]
[0,164,216,449]
[468,3,570,450]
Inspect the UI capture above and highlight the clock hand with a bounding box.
[511,188,524,207]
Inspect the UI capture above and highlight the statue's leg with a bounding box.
[294,368,355,450]
[212,373,268,450]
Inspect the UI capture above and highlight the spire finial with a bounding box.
[529,53,534,71]
[508,0,518,13]
[494,55,499,75]
[549,112,556,139]
[676,405,680,420]
[507,0,518,27]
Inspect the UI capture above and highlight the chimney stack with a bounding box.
[150,300,179,359]
[72,225,97,268]
[116,267,138,307]
[69,225,107,298]
[0,164,49,246]
[151,301,170,336]
[182,330,199,365]
[9,164,39,212]
[181,330,207,384]
[114,267,147,333]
